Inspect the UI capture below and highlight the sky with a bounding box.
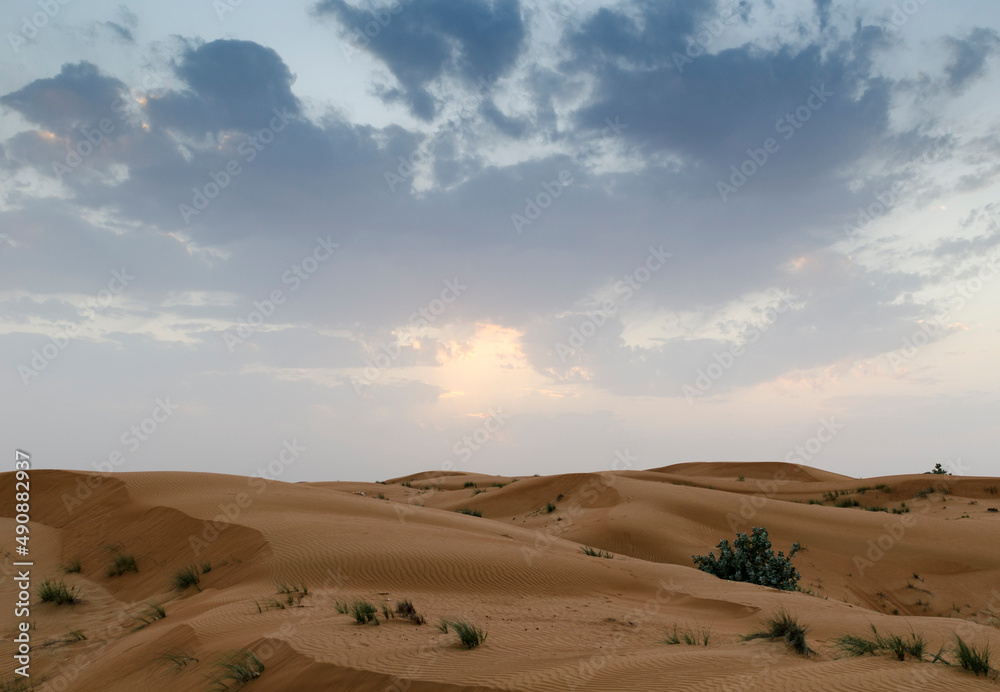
[1,0,999,482]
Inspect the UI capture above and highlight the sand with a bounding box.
[1,462,998,690]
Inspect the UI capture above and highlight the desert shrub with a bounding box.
[742,609,811,656]
[37,579,81,605]
[106,553,138,577]
[209,649,264,690]
[396,599,425,625]
[455,508,482,517]
[986,485,999,495]
[928,463,949,475]
[663,623,711,646]
[171,565,201,591]
[545,502,557,513]
[581,546,614,559]
[835,625,925,661]
[692,526,800,590]
[464,481,477,488]
[835,497,860,508]
[954,635,992,676]
[349,599,378,624]
[62,559,82,574]
[448,619,487,648]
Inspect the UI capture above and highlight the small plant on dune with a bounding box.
[986,485,999,495]
[737,475,745,482]
[927,463,949,475]
[447,619,487,649]
[201,561,212,574]
[276,581,307,595]
[954,635,992,676]
[464,481,477,489]
[436,619,449,633]
[545,502,557,513]
[396,598,425,625]
[376,492,387,500]
[334,600,349,614]
[663,623,711,646]
[61,559,82,574]
[742,609,811,656]
[835,497,860,508]
[131,601,167,631]
[171,565,201,592]
[37,579,81,605]
[106,552,138,577]
[455,508,482,517]
[156,649,198,673]
[349,599,379,625]
[209,649,264,690]
[401,481,412,488]
[834,625,926,661]
[491,482,507,488]
[581,546,614,559]
[68,630,86,641]
[692,527,800,590]
[380,602,394,621]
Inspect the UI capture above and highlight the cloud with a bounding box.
[943,27,1000,93]
[148,39,301,135]
[314,0,526,119]
[1,62,127,132]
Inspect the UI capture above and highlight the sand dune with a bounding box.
[1,464,998,691]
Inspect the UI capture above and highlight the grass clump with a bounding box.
[61,559,82,574]
[131,601,167,631]
[692,526,800,590]
[835,497,860,508]
[663,623,711,646]
[106,553,138,577]
[463,481,477,488]
[954,635,992,676]
[201,561,212,574]
[157,649,198,673]
[171,565,201,592]
[834,625,926,661]
[349,599,379,624]
[446,618,487,649]
[396,598,425,625]
[581,546,614,559]
[209,649,264,690]
[544,502,557,513]
[455,508,482,517]
[742,609,811,656]
[37,579,81,605]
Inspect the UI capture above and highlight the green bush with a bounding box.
[581,546,614,559]
[954,635,992,676]
[449,619,487,648]
[349,599,378,624]
[455,508,482,517]
[692,526,800,590]
[171,565,201,591]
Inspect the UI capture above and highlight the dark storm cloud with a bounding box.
[314,0,526,120]
[148,39,301,135]
[0,62,127,132]
[563,2,894,199]
[943,27,1000,93]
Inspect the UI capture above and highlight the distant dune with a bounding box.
[2,463,998,690]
